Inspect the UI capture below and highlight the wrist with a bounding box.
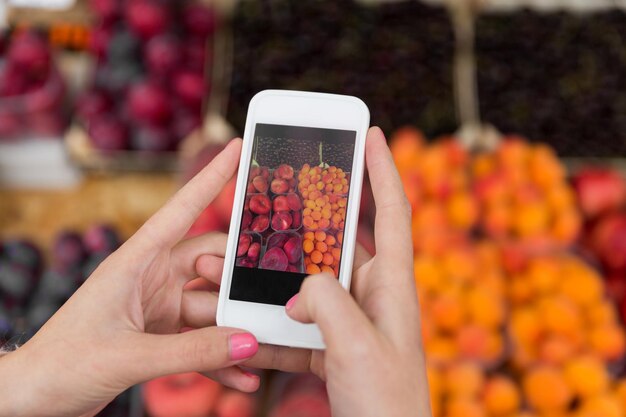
[0,345,41,417]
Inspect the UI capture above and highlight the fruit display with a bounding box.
[77,0,216,154]
[393,127,626,417]
[476,10,626,156]
[391,127,582,255]
[228,0,456,138]
[0,29,67,139]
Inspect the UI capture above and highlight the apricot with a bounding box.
[564,355,609,398]
[483,202,512,238]
[589,325,626,361]
[322,253,334,266]
[587,301,617,327]
[425,336,458,365]
[321,265,334,275]
[552,209,582,243]
[510,308,541,347]
[522,365,572,413]
[332,248,341,262]
[444,361,484,398]
[447,192,479,230]
[513,202,549,237]
[318,218,330,229]
[306,264,321,274]
[482,376,520,416]
[325,235,336,246]
[456,324,503,364]
[539,336,575,366]
[466,287,505,329]
[310,250,323,265]
[445,398,486,417]
[526,256,560,295]
[442,246,477,282]
[539,296,583,340]
[431,292,465,332]
[559,259,603,307]
[414,256,444,294]
[576,395,623,417]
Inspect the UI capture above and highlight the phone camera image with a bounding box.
[230,123,356,306]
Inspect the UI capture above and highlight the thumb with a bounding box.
[285,273,375,350]
[122,327,258,383]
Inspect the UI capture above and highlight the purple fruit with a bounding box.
[88,116,129,151]
[83,225,120,255]
[247,242,261,261]
[238,258,255,268]
[128,82,172,125]
[144,35,182,77]
[241,210,252,230]
[259,247,288,272]
[53,232,86,272]
[125,0,170,40]
[89,0,120,24]
[267,233,289,250]
[2,240,42,273]
[131,125,174,152]
[250,215,269,233]
[75,89,112,123]
[173,71,206,110]
[182,4,216,37]
[89,25,113,59]
[287,264,300,273]
[284,237,302,264]
[237,234,252,258]
[183,38,208,73]
[7,30,50,79]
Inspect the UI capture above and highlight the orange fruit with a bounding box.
[303,239,314,254]
[483,376,520,416]
[318,219,330,229]
[315,231,326,242]
[306,264,321,274]
[315,241,328,253]
[564,355,609,397]
[303,231,314,241]
[332,248,341,261]
[322,253,334,266]
[522,365,572,412]
[310,250,323,264]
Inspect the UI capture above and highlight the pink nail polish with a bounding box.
[285,293,299,310]
[229,333,258,360]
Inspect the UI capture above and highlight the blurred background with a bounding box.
[1,0,626,416]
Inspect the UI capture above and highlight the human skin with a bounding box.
[0,127,431,417]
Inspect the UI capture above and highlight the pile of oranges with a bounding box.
[393,128,626,417]
[298,164,350,278]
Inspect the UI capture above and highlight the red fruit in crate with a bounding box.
[187,205,223,237]
[89,0,120,24]
[128,82,172,125]
[250,215,269,233]
[173,71,206,110]
[172,109,202,142]
[247,242,261,261]
[23,74,65,113]
[261,167,270,179]
[215,391,255,417]
[273,196,290,212]
[88,116,129,151]
[286,193,302,211]
[7,31,50,79]
[249,195,271,215]
[284,237,302,264]
[0,111,20,138]
[182,3,216,37]
[252,176,268,193]
[272,212,293,231]
[250,166,261,178]
[590,213,626,272]
[271,179,289,194]
[75,89,112,123]
[287,264,300,273]
[183,38,208,74]
[143,373,221,417]
[132,125,173,152]
[573,168,626,218]
[144,35,182,77]
[125,0,170,40]
[237,234,252,258]
[30,112,65,136]
[292,210,302,228]
[241,210,252,230]
[238,258,255,268]
[268,233,289,249]
[260,247,289,271]
[0,64,28,96]
[89,25,113,59]
[247,184,256,193]
[274,164,294,180]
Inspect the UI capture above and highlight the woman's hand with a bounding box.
[284,127,432,417]
[0,139,265,417]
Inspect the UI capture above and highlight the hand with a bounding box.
[0,139,267,417]
[284,127,432,417]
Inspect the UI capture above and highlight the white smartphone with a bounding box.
[217,90,370,349]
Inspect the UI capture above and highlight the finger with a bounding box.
[181,290,218,328]
[203,366,260,393]
[365,127,413,264]
[196,253,225,286]
[132,139,242,251]
[170,233,228,282]
[353,243,372,271]
[122,326,258,383]
[286,274,376,352]
[243,344,311,373]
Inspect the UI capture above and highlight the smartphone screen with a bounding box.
[229,123,356,306]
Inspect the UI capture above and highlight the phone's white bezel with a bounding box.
[217,90,370,349]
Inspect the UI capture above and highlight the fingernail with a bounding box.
[285,294,299,310]
[229,333,258,361]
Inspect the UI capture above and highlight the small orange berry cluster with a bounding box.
[303,230,344,277]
